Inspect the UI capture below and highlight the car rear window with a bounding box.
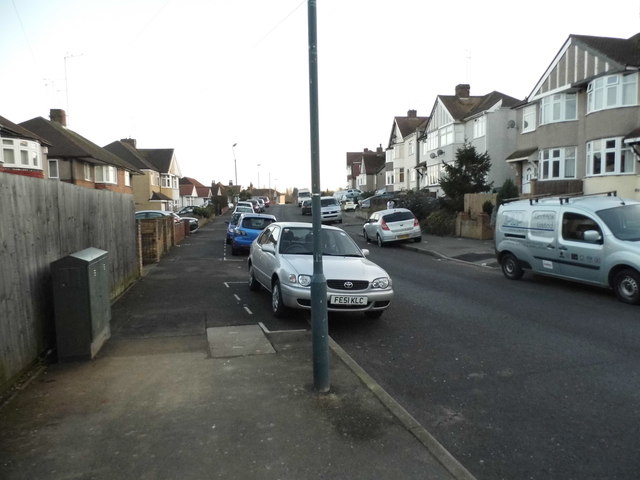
[383,211,415,223]
[242,217,275,229]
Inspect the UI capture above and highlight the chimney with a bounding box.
[50,109,67,126]
[364,147,370,152]
[121,138,137,148]
[407,109,417,118]
[455,84,470,98]
[376,144,383,154]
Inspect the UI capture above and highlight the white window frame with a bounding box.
[587,73,638,113]
[472,116,486,139]
[439,125,454,146]
[426,131,438,151]
[83,163,92,181]
[540,93,577,125]
[48,159,59,178]
[586,137,636,176]
[522,105,536,133]
[1,137,43,169]
[124,171,131,187]
[95,165,117,184]
[161,174,172,188]
[539,147,577,180]
[385,171,394,186]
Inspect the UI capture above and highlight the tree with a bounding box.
[439,142,492,211]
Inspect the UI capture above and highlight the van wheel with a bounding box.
[613,269,640,305]
[501,253,523,280]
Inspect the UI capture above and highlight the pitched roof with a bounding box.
[20,117,141,172]
[438,91,521,121]
[180,176,205,187]
[0,114,51,145]
[138,148,175,173]
[103,140,153,172]
[395,115,429,138]
[573,32,640,67]
[361,151,385,175]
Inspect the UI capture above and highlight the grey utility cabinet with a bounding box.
[51,247,111,361]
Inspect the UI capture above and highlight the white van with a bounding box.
[297,188,311,207]
[495,192,640,304]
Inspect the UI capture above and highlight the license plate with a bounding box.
[330,295,367,305]
[397,234,410,239]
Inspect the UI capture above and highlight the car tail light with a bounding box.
[413,217,419,227]
[380,219,390,231]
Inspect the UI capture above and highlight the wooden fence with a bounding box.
[0,173,140,393]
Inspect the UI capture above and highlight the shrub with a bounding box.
[395,191,439,222]
[496,178,519,205]
[482,200,494,216]
[423,209,457,236]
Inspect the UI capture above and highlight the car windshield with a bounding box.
[241,217,275,230]
[278,227,362,256]
[596,204,640,241]
[383,211,415,223]
[321,198,337,207]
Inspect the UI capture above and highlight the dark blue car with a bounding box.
[231,213,277,255]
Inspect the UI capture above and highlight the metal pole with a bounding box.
[307,0,329,393]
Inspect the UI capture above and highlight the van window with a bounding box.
[597,204,640,241]
[530,210,556,240]
[561,212,601,242]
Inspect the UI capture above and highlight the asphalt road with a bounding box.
[216,204,640,479]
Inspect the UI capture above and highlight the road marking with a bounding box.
[234,294,241,301]
[224,281,247,288]
[244,306,253,315]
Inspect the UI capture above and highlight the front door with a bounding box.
[556,211,605,284]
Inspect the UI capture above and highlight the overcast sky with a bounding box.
[2,0,639,192]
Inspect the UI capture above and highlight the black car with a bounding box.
[301,199,311,215]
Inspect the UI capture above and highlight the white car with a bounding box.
[363,208,422,247]
[320,196,342,224]
[248,222,393,318]
[342,200,356,211]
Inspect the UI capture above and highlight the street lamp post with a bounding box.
[232,143,238,201]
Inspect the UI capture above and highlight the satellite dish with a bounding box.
[430,153,436,159]
[507,120,516,129]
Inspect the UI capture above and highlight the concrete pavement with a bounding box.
[0,212,496,480]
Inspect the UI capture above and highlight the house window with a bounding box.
[48,159,59,178]
[84,163,91,181]
[539,147,576,180]
[386,171,394,185]
[473,116,486,138]
[587,73,638,113]
[396,168,404,183]
[587,138,635,176]
[393,144,402,160]
[540,93,577,124]
[124,171,131,186]
[0,138,42,169]
[426,132,438,151]
[425,164,441,186]
[522,105,536,133]
[439,125,454,146]
[95,165,117,184]
[161,174,172,188]
[409,140,414,156]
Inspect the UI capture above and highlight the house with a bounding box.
[179,177,212,207]
[19,109,141,193]
[507,32,640,199]
[386,110,429,192]
[419,85,521,196]
[0,114,50,178]
[354,147,386,192]
[346,151,362,189]
[104,138,182,211]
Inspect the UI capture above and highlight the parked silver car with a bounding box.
[248,222,393,318]
[363,208,421,247]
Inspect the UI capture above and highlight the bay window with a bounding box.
[539,147,576,180]
[587,73,638,113]
[587,138,635,176]
[1,138,42,169]
[95,165,117,184]
[473,116,486,138]
[522,105,536,133]
[439,125,454,146]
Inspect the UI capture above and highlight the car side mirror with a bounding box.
[361,248,370,256]
[583,230,602,243]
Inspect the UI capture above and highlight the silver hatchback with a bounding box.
[363,208,422,247]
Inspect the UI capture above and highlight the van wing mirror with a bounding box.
[583,230,602,243]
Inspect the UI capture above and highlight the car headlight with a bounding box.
[298,274,311,287]
[234,229,247,236]
[371,277,391,289]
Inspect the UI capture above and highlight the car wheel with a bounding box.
[501,253,523,280]
[365,310,383,319]
[248,266,260,291]
[613,268,640,305]
[377,235,384,248]
[414,236,422,243]
[271,279,288,318]
[363,229,370,243]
